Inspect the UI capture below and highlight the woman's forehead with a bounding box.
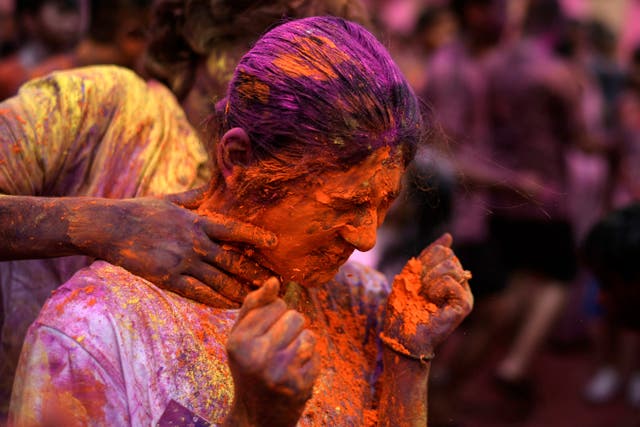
[313,148,404,202]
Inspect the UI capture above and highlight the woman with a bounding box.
[10,17,473,426]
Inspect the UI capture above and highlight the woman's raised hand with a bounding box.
[382,233,473,361]
[225,278,320,427]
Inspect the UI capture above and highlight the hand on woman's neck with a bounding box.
[195,181,277,301]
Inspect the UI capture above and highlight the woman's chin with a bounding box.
[261,253,349,287]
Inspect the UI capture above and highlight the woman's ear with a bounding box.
[217,127,253,178]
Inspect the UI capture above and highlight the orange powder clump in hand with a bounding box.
[387,258,437,337]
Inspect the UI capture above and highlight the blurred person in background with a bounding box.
[417,1,525,424]
[484,0,587,418]
[0,0,84,99]
[28,0,153,80]
[582,44,640,409]
[610,45,640,209]
[144,0,372,141]
[551,17,610,349]
[0,0,17,58]
[585,20,626,126]
[389,4,457,94]
[422,0,509,267]
[582,202,640,426]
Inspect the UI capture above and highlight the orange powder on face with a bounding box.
[196,147,403,293]
[246,149,401,287]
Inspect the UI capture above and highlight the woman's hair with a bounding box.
[214,17,423,199]
[145,0,371,100]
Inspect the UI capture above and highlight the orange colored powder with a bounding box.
[236,72,270,104]
[363,409,378,426]
[378,332,415,357]
[197,147,402,291]
[55,285,95,315]
[272,35,350,80]
[387,258,436,336]
[281,282,381,424]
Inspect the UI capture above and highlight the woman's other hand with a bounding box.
[382,233,473,360]
[225,278,320,427]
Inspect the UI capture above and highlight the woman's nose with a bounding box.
[338,209,377,252]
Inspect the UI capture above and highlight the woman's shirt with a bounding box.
[10,260,389,426]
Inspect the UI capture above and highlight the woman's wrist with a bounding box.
[379,331,434,366]
[377,345,430,426]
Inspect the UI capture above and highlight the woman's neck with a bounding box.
[196,178,244,221]
[282,281,316,317]
[195,180,278,302]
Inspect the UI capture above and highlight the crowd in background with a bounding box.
[1,0,640,426]
[359,1,640,426]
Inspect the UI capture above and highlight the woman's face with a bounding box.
[248,147,404,287]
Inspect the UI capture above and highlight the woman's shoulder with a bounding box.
[323,261,389,322]
[333,261,390,298]
[38,260,234,340]
[20,261,233,425]
[36,261,181,337]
